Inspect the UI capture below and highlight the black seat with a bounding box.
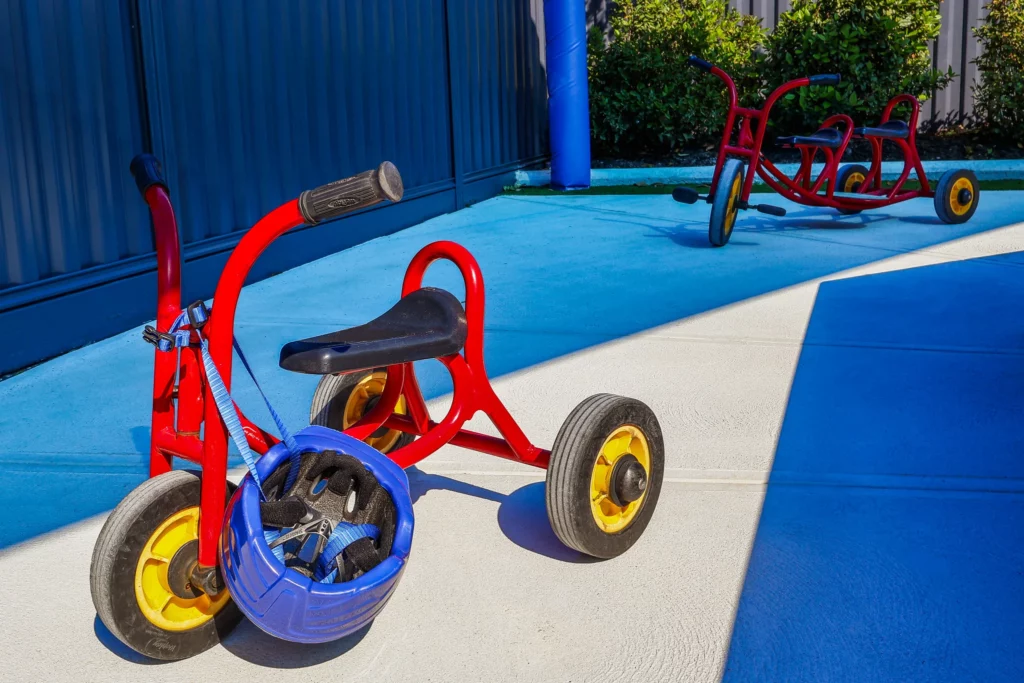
[776,127,845,149]
[853,120,910,139]
[279,288,468,375]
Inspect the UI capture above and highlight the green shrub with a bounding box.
[765,0,952,134]
[588,0,765,157]
[973,0,1024,140]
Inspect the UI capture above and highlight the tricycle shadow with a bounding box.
[95,610,372,668]
[740,208,890,235]
[219,621,371,668]
[407,468,596,564]
[94,616,166,665]
[644,222,760,248]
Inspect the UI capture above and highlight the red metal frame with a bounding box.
[704,66,932,212]
[143,191,550,573]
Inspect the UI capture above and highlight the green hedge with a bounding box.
[974,0,1024,140]
[766,0,951,133]
[588,0,765,157]
[588,0,955,159]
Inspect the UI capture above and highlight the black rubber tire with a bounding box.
[546,394,665,559]
[709,159,745,247]
[836,163,870,215]
[934,169,980,224]
[310,368,414,454]
[90,470,242,661]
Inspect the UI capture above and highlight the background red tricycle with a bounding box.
[673,56,981,247]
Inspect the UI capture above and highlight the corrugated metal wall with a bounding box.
[0,0,148,293]
[138,0,455,246]
[0,0,548,374]
[595,0,988,123]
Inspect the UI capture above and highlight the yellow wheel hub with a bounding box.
[949,177,975,216]
[844,172,866,193]
[724,173,742,236]
[343,371,408,452]
[135,507,229,632]
[590,425,651,534]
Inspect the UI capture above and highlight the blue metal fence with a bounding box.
[0,0,548,375]
[0,0,148,294]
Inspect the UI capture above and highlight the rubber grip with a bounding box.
[299,162,404,225]
[688,56,713,73]
[809,74,841,86]
[757,204,788,217]
[129,153,166,197]
[672,187,700,204]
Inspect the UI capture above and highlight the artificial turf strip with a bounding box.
[506,179,1024,196]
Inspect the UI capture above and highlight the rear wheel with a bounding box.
[310,368,414,454]
[546,394,665,559]
[934,169,980,224]
[709,159,745,247]
[90,470,241,661]
[836,164,870,215]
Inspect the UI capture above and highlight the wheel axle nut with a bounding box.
[609,455,648,507]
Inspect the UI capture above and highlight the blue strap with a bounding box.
[195,329,267,496]
[231,339,302,493]
[159,305,373,579]
[163,304,300,496]
[315,523,380,584]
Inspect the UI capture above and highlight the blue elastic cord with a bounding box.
[195,330,266,495]
[315,523,380,584]
[156,305,301,495]
[156,306,378,576]
[231,339,302,493]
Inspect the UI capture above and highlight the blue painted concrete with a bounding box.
[1,192,1023,549]
[517,159,1024,187]
[724,254,1024,682]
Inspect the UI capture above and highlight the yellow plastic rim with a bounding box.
[590,425,651,534]
[343,371,408,452]
[949,177,974,216]
[724,173,742,236]
[844,172,866,193]
[134,507,229,632]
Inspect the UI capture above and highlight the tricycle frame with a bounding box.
[703,63,933,212]
[142,186,550,577]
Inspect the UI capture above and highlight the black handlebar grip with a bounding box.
[299,162,404,225]
[757,204,788,217]
[129,154,167,197]
[809,74,841,86]
[688,56,713,73]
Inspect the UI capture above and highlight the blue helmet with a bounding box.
[220,426,414,643]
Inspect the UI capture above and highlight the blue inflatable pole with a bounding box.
[544,0,591,190]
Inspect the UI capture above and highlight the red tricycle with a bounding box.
[673,56,981,247]
[91,156,665,660]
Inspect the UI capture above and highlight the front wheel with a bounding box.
[546,394,665,559]
[934,169,980,224]
[90,470,241,661]
[709,159,745,247]
[310,368,414,454]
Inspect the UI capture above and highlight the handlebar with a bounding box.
[298,161,404,224]
[129,154,167,196]
[688,55,713,73]
[808,74,841,87]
